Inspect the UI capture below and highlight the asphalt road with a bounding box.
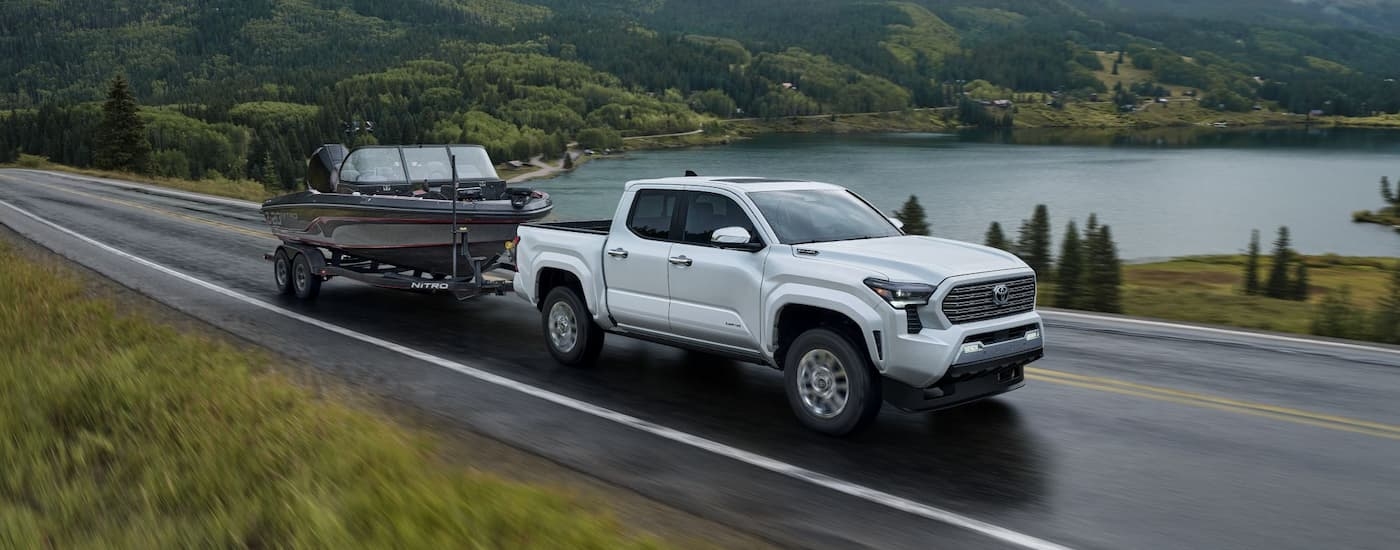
[2,168,1398,550]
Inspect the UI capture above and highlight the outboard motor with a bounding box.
[306,144,348,193]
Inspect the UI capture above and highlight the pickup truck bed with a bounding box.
[526,220,611,234]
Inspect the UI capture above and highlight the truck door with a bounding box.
[603,189,680,332]
[667,190,767,351]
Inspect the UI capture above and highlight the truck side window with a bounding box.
[627,190,680,240]
[683,192,758,245]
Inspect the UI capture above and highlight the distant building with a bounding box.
[992,99,1013,108]
[506,160,525,169]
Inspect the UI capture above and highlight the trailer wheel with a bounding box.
[292,253,322,301]
[784,328,882,436]
[273,249,295,296]
[541,286,604,367]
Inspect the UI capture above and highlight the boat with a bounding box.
[261,144,553,276]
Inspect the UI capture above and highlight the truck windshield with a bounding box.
[749,189,903,245]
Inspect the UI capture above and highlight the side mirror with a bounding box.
[888,217,905,231]
[712,226,762,251]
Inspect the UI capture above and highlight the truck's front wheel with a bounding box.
[541,286,605,367]
[784,328,882,436]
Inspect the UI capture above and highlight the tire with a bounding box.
[784,328,882,436]
[273,249,295,296]
[541,286,605,367]
[291,253,322,301]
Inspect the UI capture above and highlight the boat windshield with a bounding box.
[339,146,499,184]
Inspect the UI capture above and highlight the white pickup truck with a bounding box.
[514,176,1043,435]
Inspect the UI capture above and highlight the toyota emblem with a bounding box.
[992,284,1011,306]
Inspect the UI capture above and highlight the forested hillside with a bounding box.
[4,0,1400,189]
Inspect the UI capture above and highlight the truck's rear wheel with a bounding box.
[292,253,322,301]
[542,286,604,366]
[273,249,295,296]
[784,328,881,436]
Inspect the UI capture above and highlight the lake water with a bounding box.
[536,127,1400,260]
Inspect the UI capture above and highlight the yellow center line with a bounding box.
[1028,369,1400,440]
[0,174,275,241]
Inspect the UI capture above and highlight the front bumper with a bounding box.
[882,348,1040,412]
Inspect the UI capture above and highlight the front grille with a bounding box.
[941,276,1036,325]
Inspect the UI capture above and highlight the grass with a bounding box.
[1089,51,1198,98]
[0,240,661,549]
[1053,255,1397,336]
[4,154,276,202]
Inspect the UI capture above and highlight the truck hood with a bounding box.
[796,236,1029,284]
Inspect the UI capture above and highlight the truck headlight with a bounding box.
[864,278,936,309]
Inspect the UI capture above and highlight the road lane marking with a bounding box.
[20,168,1400,357]
[1031,368,1400,436]
[0,174,275,241]
[0,198,1075,550]
[1028,371,1400,441]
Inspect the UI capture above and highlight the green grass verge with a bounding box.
[1051,255,1396,336]
[0,241,660,549]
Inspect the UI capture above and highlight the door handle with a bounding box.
[607,248,629,259]
[668,256,693,267]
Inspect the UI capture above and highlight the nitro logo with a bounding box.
[411,282,451,291]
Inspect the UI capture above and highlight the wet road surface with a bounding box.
[2,169,1399,550]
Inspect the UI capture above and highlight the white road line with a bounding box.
[1041,310,1400,357]
[25,168,1393,358]
[0,198,1075,550]
[10,169,261,209]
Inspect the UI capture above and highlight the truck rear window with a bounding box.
[627,190,679,240]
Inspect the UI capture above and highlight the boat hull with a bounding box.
[262,191,551,275]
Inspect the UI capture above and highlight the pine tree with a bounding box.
[1243,229,1262,296]
[1016,204,1052,276]
[93,75,152,174]
[1111,62,1119,76]
[1312,286,1367,339]
[1382,176,1399,211]
[1291,261,1310,301]
[1084,224,1124,313]
[895,195,930,236]
[1375,262,1400,344]
[1054,221,1083,309]
[1264,226,1294,299]
[984,221,1009,251]
[258,151,277,188]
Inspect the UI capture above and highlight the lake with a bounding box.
[536,127,1400,260]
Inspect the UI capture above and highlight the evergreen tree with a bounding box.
[93,75,152,174]
[1265,226,1294,299]
[1086,213,1099,235]
[1382,176,1399,210]
[895,195,930,235]
[1375,262,1400,344]
[1083,224,1124,313]
[1054,221,1083,309]
[1111,63,1119,76]
[1312,286,1367,339]
[562,150,574,169]
[984,221,1009,251]
[1016,204,1052,276]
[1291,261,1310,301]
[1243,229,1262,296]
